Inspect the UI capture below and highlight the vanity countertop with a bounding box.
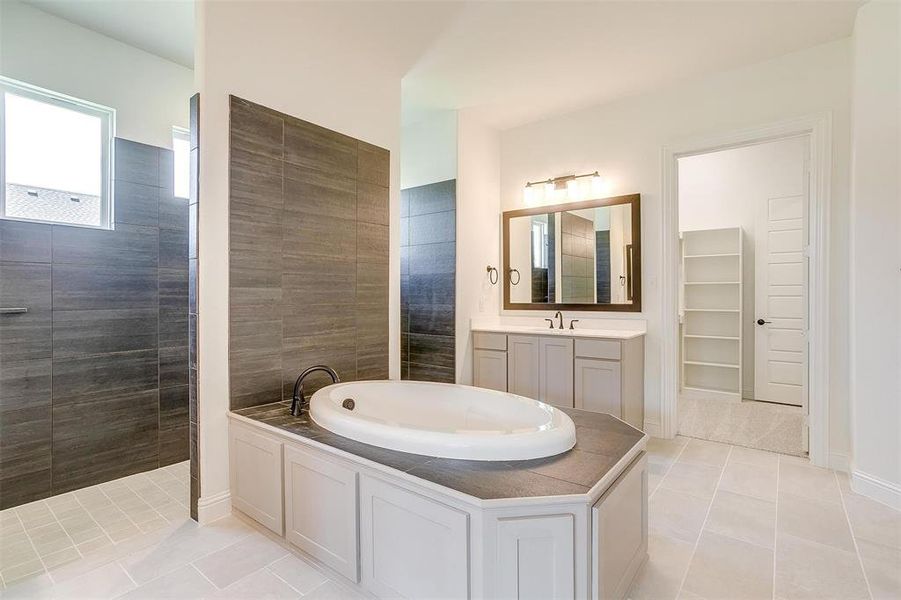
[230,401,646,503]
[471,323,646,340]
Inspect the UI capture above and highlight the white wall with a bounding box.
[496,38,852,453]
[679,137,808,398]
[455,111,501,384]
[849,1,900,505]
[0,0,192,149]
[401,110,457,189]
[195,1,406,519]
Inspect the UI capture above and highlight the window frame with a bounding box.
[0,76,116,229]
[172,126,190,200]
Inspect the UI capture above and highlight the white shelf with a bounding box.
[683,281,740,285]
[683,308,739,313]
[683,334,740,341]
[684,360,740,369]
[682,385,742,398]
[683,253,740,259]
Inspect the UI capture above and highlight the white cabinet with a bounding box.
[575,358,621,414]
[474,349,507,392]
[497,514,575,599]
[284,444,359,582]
[508,335,540,398]
[540,337,574,407]
[593,454,648,600]
[229,423,283,534]
[360,475,469,599]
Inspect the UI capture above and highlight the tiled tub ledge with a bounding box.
[228,402,649,598]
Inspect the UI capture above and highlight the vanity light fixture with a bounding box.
[523,171,602,205]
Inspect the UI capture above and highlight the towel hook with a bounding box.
[486,265,499,285]
[509,268,521,286]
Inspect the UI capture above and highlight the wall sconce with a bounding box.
[523,171,603,205]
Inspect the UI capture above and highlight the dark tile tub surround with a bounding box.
[0,138,190,509]
[228,96,389,411]
[233,402,645,500]
[188,93,200,521]
[400,180,456,383]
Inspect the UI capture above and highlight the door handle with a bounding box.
[756,318,771,325]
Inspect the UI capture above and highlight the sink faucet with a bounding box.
[554,311,564,330]
[291,365,340,417]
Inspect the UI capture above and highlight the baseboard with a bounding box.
[197,490,232,524]
[851,469,901,510]
[642,420,662,438]
[829,452,850,473]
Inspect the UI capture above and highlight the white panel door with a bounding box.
[540,337,574,407]
[508,335,540,399]
[473,349,508,392]
[360,475,469,599]
[284,444,359,581]
[497,514,575,599]
[229,423,283,534]
[755,192,806,407]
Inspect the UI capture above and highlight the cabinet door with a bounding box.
[497,514,575,599]
[508,335,540,399]
[473,349,507,392]
[229,423,283,534]
[593,454,648,600]
[540,337,574,407]
[284,444,359,582]
[360,475,469,599]
[574,358,622,416]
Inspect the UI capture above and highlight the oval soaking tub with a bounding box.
[309,380,576,461]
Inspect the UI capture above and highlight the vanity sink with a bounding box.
[471,323,645,340]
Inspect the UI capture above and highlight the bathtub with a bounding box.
[309,380,576,461]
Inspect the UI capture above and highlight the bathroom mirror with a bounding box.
[503,193,641,311]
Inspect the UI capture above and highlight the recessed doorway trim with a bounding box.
[660,113,832,468]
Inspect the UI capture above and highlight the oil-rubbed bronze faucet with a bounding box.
[291,365,340,417]
[554,311,564,329]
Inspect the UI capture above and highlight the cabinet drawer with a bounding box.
[473,332,507,351]
[575,338,621,360]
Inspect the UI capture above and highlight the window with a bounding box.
[172,127,190,199]
[0,77,114,228]
[532,220,548,269]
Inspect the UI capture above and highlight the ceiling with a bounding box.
[23,0,861,130]
[24,0,195,68]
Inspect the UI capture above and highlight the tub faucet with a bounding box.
[554,311,564,329]
[291,365,340,417]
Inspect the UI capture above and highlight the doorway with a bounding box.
[675,136,810,455]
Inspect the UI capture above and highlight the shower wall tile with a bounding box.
[52,349,159,406]
[357,141,389,187]
[357,181,389,226]
[115,180,160,227]
[409,333,455,370]
[188,93,200,521]
[409,210,455,245]
[0,262,51,361]
[51,224,159,267]
[115,138,160,187]
[0,220,51,263]
[52,264,159,310]
[52,308,158,358]
[159,345,189,388]
[159,192,188,231]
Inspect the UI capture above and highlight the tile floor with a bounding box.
[1,441,898,599]
[632,436,901,600]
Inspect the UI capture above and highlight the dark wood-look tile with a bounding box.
[0,360,52,503]
[400,333,410,365]
[159,424,189,466]
[160,384,188,430]
[284,118,357,178]
[52,309,158,359]
[282,211,357,258]
[0,470,52,509]
[52,264,158,310]
[409,241,455,275]
[400,191,410,218]
[357,182,389,226]
[281,254,355,305]
[357,222,389,264]
[189,366,198,422]
[52,349,158,406]
[408,303,455,336]
[406,273,455,306]
[407,179,455,216]
[160,267,188,347]
[515,449,619,488]
[0,220,51,263]
[115,138,160,187]
[409,210,455,246]
[230,148,284,222]
[159,148,175,194]
[188,314,197,370]
[408,333,455,370]
[357,141,389,187]
[0,358,51,401]
[229,286,282,322]
[160,227,188,270]
[356,261,388,307]
[159,345,189,388]
[284,164,356,218]
[230,96,284,159]
[0,262,51,361]
[282,347,357,400]
[188,258,197,314]
[51,389,159,493]
[114,180,159,227]
[407,362,455,383]
[159,190,188,231]
[400,216,409,248]
[356,342,389,380]
[52,224,159,267]
[282,303,355,353]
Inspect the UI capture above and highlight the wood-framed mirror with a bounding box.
[503,193,641,312]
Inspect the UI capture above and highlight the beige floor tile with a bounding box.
[627,533,694,600]
[193,532,289,589]
[0,559,45,586]
[119,565,216,600]
[857,538,901,600]
[658,462,723,500]
[649,488,711,544]
[705,490,777,550]
[777,492,855,552]
[0,571,55,599]
[778,461,842,504]
[0,531,39,568]
[302,580,365,600]
[843,490,901,549]
[39,547,80,570]
[26,523,74,557]
[213,566,303,599]
[76,535,113,556]
[718,461,777,502]
[676,439,731,469]
[52,561,137,600]
[647,437,689,462]
[774,532,869,600]
[681,530,774,600]
[729,446,780,469]
[267,554,329,595]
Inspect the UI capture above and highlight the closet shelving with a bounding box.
[680,227,743,401]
